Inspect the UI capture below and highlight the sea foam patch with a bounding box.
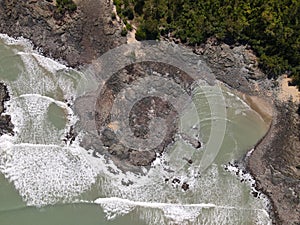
[0,33,33,52]
[0,34,95,207]
[0,139,97,206]
[93,196,271,225]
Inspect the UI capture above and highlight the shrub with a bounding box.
[121,28,128,36]
[56,0,77,13]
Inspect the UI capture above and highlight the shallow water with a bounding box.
[0,34,271,225]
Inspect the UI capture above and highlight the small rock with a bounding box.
[129,150,156,166]
[121,179,133,186]
[172,178,180,184]
[182,182,189,191]
[108,143,129,160]
[100,128,118,147]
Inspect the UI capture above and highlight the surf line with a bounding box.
[14,94,70,109]
[93,197,269,214]
[11,143,62,148]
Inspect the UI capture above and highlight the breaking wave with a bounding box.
[0,34,271,224]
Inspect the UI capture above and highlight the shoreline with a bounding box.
[247,100,300,224]
[226,81,299,224]
[0,32,291,224]
[0,1,299,224]
[130,19,299,225]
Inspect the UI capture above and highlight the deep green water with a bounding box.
[0,34,271,225]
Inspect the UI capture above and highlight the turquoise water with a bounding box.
[0,34,271,225]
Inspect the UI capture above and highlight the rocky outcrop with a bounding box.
[0,0,126,67]
[193,38,300,224]
[248,101,300,225]
[94,61,198,169]
[193,37,266,94]
[0,83,13,135]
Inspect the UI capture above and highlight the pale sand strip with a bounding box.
[278,75,300,103]
[243,95,273,125]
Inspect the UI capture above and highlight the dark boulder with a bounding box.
[0,83,14,136]
[129,150,156,166]
[181,182,189,191]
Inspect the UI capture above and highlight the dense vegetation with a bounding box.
[114,0,300,89]
[56,0,77,13]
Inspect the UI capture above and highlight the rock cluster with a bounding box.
[0,83,13,135]
[0,0,126,67]
[95,61,198,168]
[194,37,265,94]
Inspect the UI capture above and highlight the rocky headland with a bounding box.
[0,1,299,224]
[195,39,300,224]
[0,0,126,67]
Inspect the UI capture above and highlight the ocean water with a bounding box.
[0,34,271,225]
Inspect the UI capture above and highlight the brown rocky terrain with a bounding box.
[94,61,196,169]
[193,37,267,95]
[0,0,126,67]
[248,101,300,225]
[0,1,299,224]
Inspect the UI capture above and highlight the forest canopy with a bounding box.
[114,0,300,89]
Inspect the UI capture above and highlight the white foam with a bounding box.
[16,94,73,115]
[23,51,81,102]
[225,163,272,217]
[95,197,218,208]
[0,140,97,206]
[31,52,68,74]
[81,155,271,224]
[94,196,270,224]
[0,35,93,206]
[0,33,33,52]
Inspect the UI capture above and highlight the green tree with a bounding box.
[114,0,300,89]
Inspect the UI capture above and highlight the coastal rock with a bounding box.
[0,83,13,135]
[194,37,265,94]
[248,101,300,225]
[100,128,118,147]
[172,178,180,184]
[180,133,201,149]
[108,144,129,160]
[0,0,126,67]
[92,61,201,169]
[129,150,156,166]
[181,182,189,191]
